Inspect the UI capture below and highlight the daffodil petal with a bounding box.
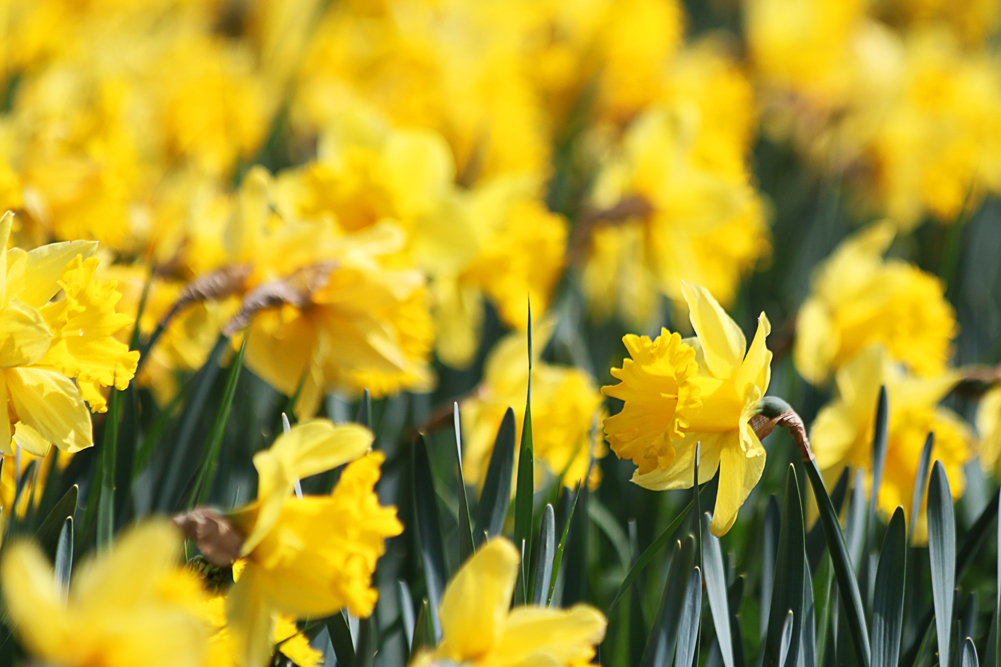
[0,211,12,303]
[495,604,607,666]
[681,281,745,379]
[0,376,10,455]
[245,420,373,553]
[6,240,97,310]
[6,368,92,453]
[227,563,276,667]
[437,537,520,663]
[0,539,66,659]
[12,423,51,457]
[735,312,772,397]
[630,431,725,491]
[0,299,50,369]
[710,439,766,537]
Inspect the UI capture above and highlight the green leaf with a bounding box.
[871,507,906,667]
[398,580,415,655]
[513,306,535,593]
[531,504,556,605]
[54,517,73,600]
[412,433,447,641]
[34,485,78,558]
[765,465,806,667]
[156,333,230,511]
[356,388,371,428]
[989,486,1001,667]
[453,403,476,566]
[355,616,376,667]
[548,485,580,607]
[640,535,696,667]
[693,442,702,564]
[909,433,934,540]
[928,460,956,665]
[589,498,631,572]
[326,612,356,667]
[97,387,122,550]
[675,566,703,667]
[188,335,247,509]
[701,512,734,667]
[728,577,747,667]
[778,612,795,667]
[805,458,871,667]
[807,466,850,572]
[868,387,889,541]
[411,598,434,657]
[607,487,710,614]
[801,552,816,667]
[760,495,780,641]
[475,407,516,543]
[964,638,980,667]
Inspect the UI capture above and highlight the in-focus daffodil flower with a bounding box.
[810,345,972,542]
[224,419,402,667]
[411,537,606,667]
[603,282,772,536]
[461,321,605,491]
[0,211,138,455]
[0,521,209,667]
[794,222,956,386]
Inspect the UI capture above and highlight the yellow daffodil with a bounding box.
[794,222,956,386]
[461,322,606,492]
[584,106,769,329]
[412,537,606,667]
[810,346,972,542]
[197,571,323,667]
[1,521,209,667]
[242,223,435,415]
[0,211,138,455]
[223,419,401,667]
[603,282,772,536]
[977,385,1001,477]
[437,174,567,368]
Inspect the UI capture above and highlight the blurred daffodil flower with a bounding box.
[412,537,606,667]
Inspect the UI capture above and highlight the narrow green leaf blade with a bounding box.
[326,612,356,667]
[928,461,956,665]
[413,434,447,641]
[765,465,806,667]
[453,403,476,565]
[189,335,247,509]
[909,433,934,540]
[356,388,371,428]
[548,485,580,607]
[779,612,795,667]
[964,638,980,667]
[702,512,734,667]
[475,407,516,542]
[674,567,703,667]
[97,387,122,550]
[35,485,78,558]
[513,371,535,588]
[607,487,708,614]
[805,458,871,667]
[760,495,780,641]
[640,535,696,667]
[54,517,73,600]
[531,504,556,605]
[872,507,906,667]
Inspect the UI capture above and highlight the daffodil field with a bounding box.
[4,0,1001,666]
